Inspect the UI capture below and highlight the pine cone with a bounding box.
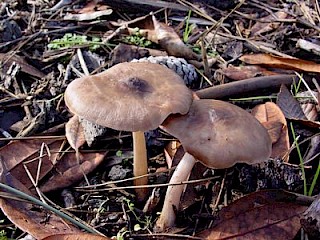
[131,56,198,87]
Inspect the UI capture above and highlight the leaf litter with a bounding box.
[0,0,319,239]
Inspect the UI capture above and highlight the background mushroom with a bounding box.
[155,99,272,231]
[64,62,193,201]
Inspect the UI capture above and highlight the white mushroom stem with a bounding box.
[132,131,149,201]
[155,152,197,231]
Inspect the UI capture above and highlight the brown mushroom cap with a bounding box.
[64,62,193,132]
[161,99,272,169]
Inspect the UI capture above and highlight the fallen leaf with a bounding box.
[260,121,283,144]
[64,9,112,21]
[0,139,59,189]
[41,233,111,240]
[0,53,45,78]
[252,102,290,160]
[126,15,200,60]
[286,89,320,162]
[40,151,106,192]
[240,53,320,73]
[127,15,158,43]
[291,118,320,128]
[0,161,80,239]
[250,11,288,36]
[220,65,277,81]
[76,1,109,14]
[0,138,106,192]
[152,16,200,60]
[304,134,320,162]
[76,0,98,13]
[277,84,306,120]
[277,85,320,132]
[197,190,308,240]
[301,103,318,121]
[65,115,86,152]
[164,141,181,169]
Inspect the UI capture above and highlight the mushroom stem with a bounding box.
[155,152,196,231]
[132,131,149,201]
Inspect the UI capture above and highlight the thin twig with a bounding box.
[75,176,219,192]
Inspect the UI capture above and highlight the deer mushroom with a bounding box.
[64,62,193,201]
[155,99,272,231]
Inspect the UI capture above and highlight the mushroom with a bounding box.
[64,62,193,201]
[155,99,272,231]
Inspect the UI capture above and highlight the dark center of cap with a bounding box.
[119,77,153,96]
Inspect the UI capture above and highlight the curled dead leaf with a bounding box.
[152,16,200,60]
[301,103,318,121]
[252,102,290,161]
[123,15,200,60]
[65,115,86,152]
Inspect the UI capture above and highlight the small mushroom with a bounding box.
[64,62,193,201]
[155,99,272,231]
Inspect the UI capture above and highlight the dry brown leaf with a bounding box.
[260,121,283,144]
[0,53,45,78]
[127,15,200,60]
[277,85,320,128]
[197,190,308,240]
[250,11,288,36]
[0,162,80,239]
[76,1,109,14]
[164,140,181,169]
[152,16,200,60]
[64,9,112,21]
[41,233,111,240]
[277,84,306,120]
[127,15,158,43]
[0,138,106,192]
[65,115,86,152]
[301,103,318,121]
[291,118,320,128]
[277,86,320,162]
[40,152,106,192]
[252,102,290,160]
[221,65,277,81]
[240,53,320,73]
[0,139,59,189]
